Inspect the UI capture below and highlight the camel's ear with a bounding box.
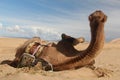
[61,33,70,40]
[101,15,107,22]
[61,33,66,39]
[89,15,93,21]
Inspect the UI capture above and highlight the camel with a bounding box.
[9,34,85,67]
[6,10,107,71]
[37,10,107,71]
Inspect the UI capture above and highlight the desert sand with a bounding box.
[0,37,120,80]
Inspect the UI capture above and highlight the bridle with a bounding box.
[17,41,53,71]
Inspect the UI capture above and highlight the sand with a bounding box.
[0,37,120,80]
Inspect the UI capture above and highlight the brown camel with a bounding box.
[38,10,107,71]
[7,10,107,71]
[9,34,84,67]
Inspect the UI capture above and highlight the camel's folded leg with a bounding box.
[85,60,96,70]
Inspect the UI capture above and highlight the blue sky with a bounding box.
[0,0,120,41]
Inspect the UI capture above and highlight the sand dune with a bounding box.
[0,38,120,80]
[110,38,120,44]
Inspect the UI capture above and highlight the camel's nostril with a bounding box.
[97,16,101,19]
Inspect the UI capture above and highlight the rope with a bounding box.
[32,45,41,56]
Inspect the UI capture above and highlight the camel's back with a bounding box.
[40,46,70,65]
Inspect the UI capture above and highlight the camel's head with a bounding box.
[61,33,85,45]
[89,10,107,23]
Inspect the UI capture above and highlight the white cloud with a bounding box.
[5,25,61,40]
[31,26,61,40]
[6,25,25,32]
[0,23,3,29]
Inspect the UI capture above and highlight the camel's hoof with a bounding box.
[89,10,107,22]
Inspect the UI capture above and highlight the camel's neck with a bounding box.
[52,22,105,70]
[85,21,105,58]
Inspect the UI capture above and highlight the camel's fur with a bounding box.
[9,10,107,71]
[38,10,107,71]
[10,35,85,67]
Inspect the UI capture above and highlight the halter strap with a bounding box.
[32,45,41,56]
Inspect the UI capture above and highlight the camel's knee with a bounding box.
[86,60,96,70]
[89,60,95,65]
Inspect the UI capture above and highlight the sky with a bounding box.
[0,0,120,41]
